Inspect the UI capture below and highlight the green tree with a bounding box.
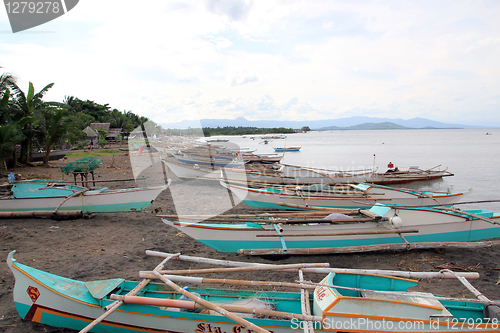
[96,128,108,148]
[35,107,71,166]
[10,81,56,164]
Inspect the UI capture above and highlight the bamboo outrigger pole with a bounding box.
[79,254,180,333]
[110,294,321,322]
[237,240,500,256]
[0,210,83,218]
[154,263,330,275]
[151,271,271,333]
[144,250,480,279]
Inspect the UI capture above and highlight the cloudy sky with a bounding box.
[1,0,499,126]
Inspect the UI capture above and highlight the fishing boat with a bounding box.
[30,149,70,162]
[0,180,168,216]
[7,250,500,333]
[275,164,454,185]
[162,159,374,185]
[162,203,500,255]
[367,165,454,185]
[221,181,470,210]
[240,152,284,164]
[206,138,230,142]
[173,154,244,168]
[274,146,301,152]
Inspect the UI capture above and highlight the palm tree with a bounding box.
[0,72,16,98]
[10,81,56,164]
[35,107,71,166]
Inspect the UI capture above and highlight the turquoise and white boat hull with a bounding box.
[7,251,500,333]
[223,182,470,210]
[0,181,168,213]
[163,204,500,254]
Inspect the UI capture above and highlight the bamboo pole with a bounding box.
[79,254,179,333]
[170,216,374,224]
[144,251,479,279]
[16,178,139,185]
[295,268,480,280]
[439,208,500,225]
[138,273,314,289]
[158,211,335,219]
[151,271,271,333]
[153,263,330,275]
[298,269,314,333]
[237,240,500,255]
[273,217,376,224]
[256,228,419,238]
[110,294,322,322]
[145,250,269,267]
[439,269,491,304]
[54,189,87,213]
[276,202,357,211]
[0,210,83,218]
[279,195,391,201]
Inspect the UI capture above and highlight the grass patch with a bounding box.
[67,150,123,157]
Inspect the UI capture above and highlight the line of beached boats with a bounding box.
[6,139,500,333]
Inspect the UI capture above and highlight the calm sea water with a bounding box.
[217,128,500,211]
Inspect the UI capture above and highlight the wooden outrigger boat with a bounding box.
[173,154,245,168]
[368,166,454,185]
[162,203,500,255]
[240,152,284,164]
[275,164,453,185]
[222,181,470,210]
[0,180,168,217]
[162,159,375,184]
[7,250,500,333]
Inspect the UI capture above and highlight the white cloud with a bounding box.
[1,0,499,126]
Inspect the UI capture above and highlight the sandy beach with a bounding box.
[1,151,500,333]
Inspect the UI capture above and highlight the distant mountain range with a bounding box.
[160,116,484,130]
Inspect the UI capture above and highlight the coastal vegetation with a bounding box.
[0,71,153,170]
[202,126,299,136]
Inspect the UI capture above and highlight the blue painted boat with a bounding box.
[7,251,500,333]
[273,146,301,152]
[0,180,168,214]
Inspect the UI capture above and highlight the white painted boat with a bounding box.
[173,154,244,168]
[162,159,374,184]
[222,181,470,210]
[0,180,168,214]
[162,203,500,255]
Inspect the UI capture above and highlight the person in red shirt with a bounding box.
[387,162,395,172]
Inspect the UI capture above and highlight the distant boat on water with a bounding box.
[273,146,301,152]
